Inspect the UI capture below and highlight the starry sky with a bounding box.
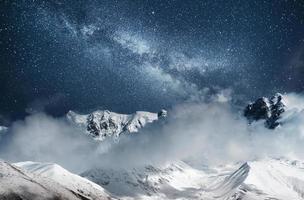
[1,0,304,124]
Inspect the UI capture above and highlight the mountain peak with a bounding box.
[244,93,286,129]
[67,109,167,141]
[14,161,111,199]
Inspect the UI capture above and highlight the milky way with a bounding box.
[1,0,304,123]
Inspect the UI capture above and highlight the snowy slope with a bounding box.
[81,161,208,199]
[0,160,95,200]
[82,158,304,200]
[6,158,304,200]
[14,161,114,200]
[241,159,304,199]
[67,109,167,141]
[200,158,304,200]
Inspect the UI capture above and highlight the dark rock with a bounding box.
[158,109,167,118]
[244,93,285,129]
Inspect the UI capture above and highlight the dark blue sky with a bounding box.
[1,0,304,124]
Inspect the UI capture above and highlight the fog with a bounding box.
[1,92,304,172]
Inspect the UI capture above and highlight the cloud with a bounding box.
[104,96,304,168]
[282,93,304,110]
[3,92,304,172]
[0,113,97,173]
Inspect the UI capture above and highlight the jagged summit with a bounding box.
[67,109,167,141]
[157,109,167,118]
[244,93,286,129]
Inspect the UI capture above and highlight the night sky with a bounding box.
[1,0,304,124]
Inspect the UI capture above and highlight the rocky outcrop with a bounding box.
[244,93,285,129]
[67,109,167,141]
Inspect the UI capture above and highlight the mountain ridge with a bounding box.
[67,109,167,141]
[0,159,113,200]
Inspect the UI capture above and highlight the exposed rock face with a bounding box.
[244,93,285,129]
[157,109,167,118]
[67,109,167,141]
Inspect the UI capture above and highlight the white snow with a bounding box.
[82,158,304,200]
[81,161,208,199]
[0,160,89,200]
[14,161,113,200]
[67,109,163,141]
[201,158,304,200]
[243,158,304,199]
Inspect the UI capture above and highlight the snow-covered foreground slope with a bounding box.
[67,109,167,141]
[205,158,304,200]
[14,161,114,200]
[82,158,304,200]
[241,159,304,199]
[3,157,304,200]
[0,160,108,200]
[82,161,208,199]
[6,158,304,200]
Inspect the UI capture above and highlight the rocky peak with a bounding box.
[158,109,167,118]
[244,93,286,129]
[67,109,167,141]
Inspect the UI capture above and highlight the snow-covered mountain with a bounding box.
[14,161,114,200]
[81,158,304,200]
[244,93,286,129]
[217,158,304,200]
[67,109,167,141]
[244,93,304,130]
[0,159,113,200]
[81,161,208,199]
[2,95,304,200]
[2,157,304,200]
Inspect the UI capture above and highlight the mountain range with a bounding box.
[1,157,304,200]
[67,109,167,141]
[1,94,304,199]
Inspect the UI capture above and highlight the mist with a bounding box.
[1,92,304,172]
[98,97,304,168]
[0,113,98,172]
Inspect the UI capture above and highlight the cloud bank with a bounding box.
[1,93,304,172]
